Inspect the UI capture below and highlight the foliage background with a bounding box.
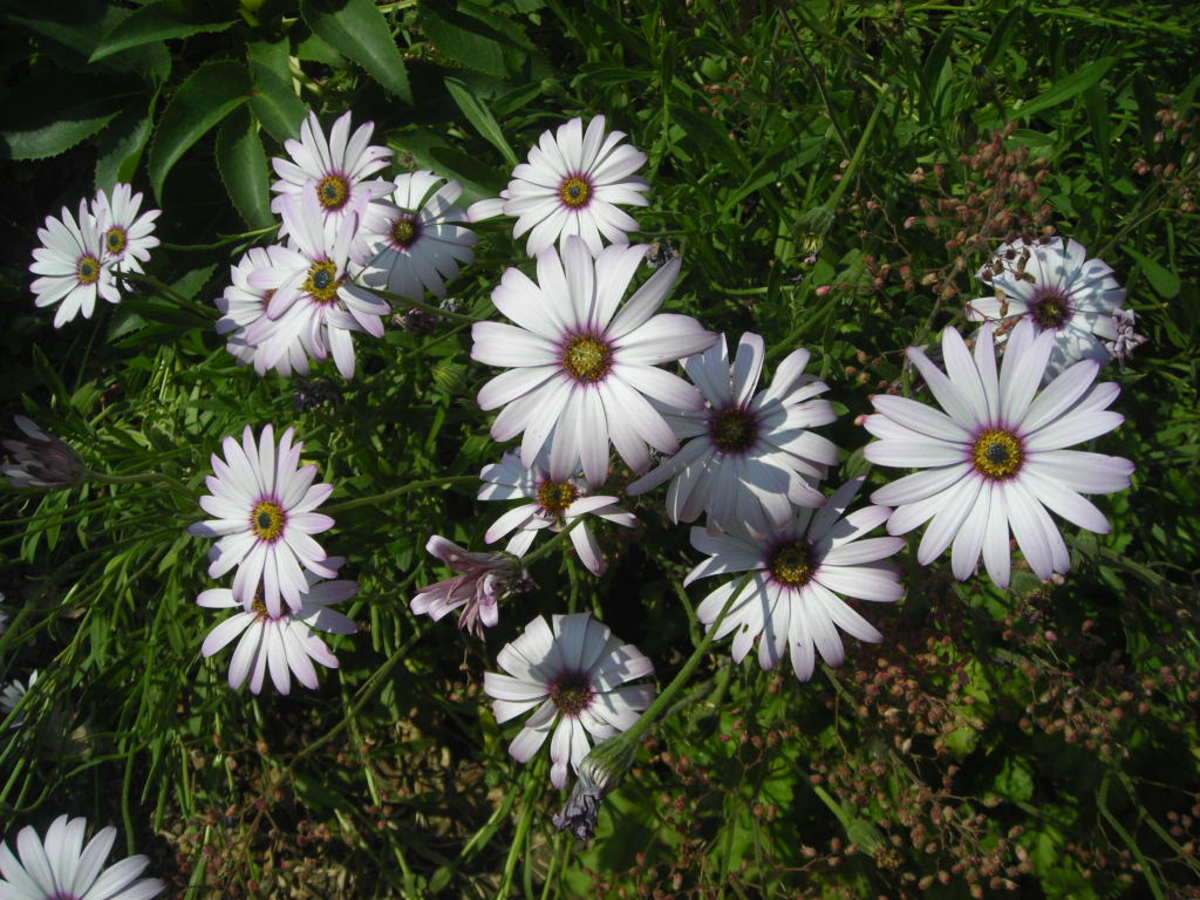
[1,0,1198,896]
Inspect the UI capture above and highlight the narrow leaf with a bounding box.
[299,0,412,103]
[216,107,274,230]
[1018,57,1116,120]
[247,40,308,144]
[444,77,518,166]
[0,99,121,161]
[90,0,236,62]
[1123,246,1180,299]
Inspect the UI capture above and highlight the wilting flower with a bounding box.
[410,536,528,637]
[967,236,1128,375]
[271,110,392,235]
[30,199,120,328]
[0,814,164,899]
[472,238,716,486]
[627,332,838,534]
[354,171,478,300]
[684,478,904,681]
[1106,307,1148,364]
[92,183,160,275]
[468,115,650,257]
[864,322,1134,588]
[3,416,87,489]
[479,450,636,576]
[484,613,655,788]
[215,246,312,377]
[1,671,37,719]
[188,424,336,617]
[552,733,637,840]
[198,562,357,695]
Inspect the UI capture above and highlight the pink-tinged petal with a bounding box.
[1018,468,1111,533]
[568,522,605,575]
[980,487,1011,588]
[1024,451,1133,494]
[548,719,573,788]
[592,242,647,328]
[1018,358,1100,435]
[611,363,701,411]
[196,588,239,608]
[471,321,560,367]
[941,326,989,424]
[1023,410,1124,452]
[264,624,291,694]
[905,344,979,429]
[293,481,334,514]
[485,504,539,544]
[202,612,255,657]
[520,378,574,468]
[1003,479,1058,580]
[70,826,118,897]
[973,324,1000,420]
[810,581,884,643]
[614,314,716,367]
[282,625,321,689]
[869,395,970,443]
[228,623,263,689]
[508,708,556,762]
[870,463,971,507]
[492,266,568,339]
[486,672,550,704]
[606,257,679,339]
[730,333,766,406]
[950,484,991,581]
[916,475,983,565]
[1000,322,1055,424]
[813,563,903,603]
[822,536,905,567]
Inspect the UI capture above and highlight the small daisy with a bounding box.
[484,612,655,788]
[967,236,1128,375]
[0,814,164,899]
[29,199,120,328]
[3,416,87,489]
[188,424,336,617]
[479,450,637,576]
[354,171,478,301]
[91,183,160,275]
[472,237,717,487]
[1,671,37,719]
[627,332,839,534]
[215,246,312,377]
[684,478,904,681]
[271,109,393,235]
[863,322,1134,588]
[243,192,390,379]
[468,115,650,257]
[198,562,358,695]
[410,536,529,637]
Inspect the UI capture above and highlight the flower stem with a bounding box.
[159,225,277,252]
[364,286,486,323]
[117,272,217,320]
[321,474,480,514]
[89,470,192,494]
[518,516,585,566]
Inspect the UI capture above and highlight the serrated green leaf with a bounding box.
[444,77,517,166]
[147,60,252,204]
[419,6,506,77]
[1017,57,1116,120]
[299,0,412,103]
[1123,245,1180,299]
[90,0,235,62]
[95,104,155,191]
[216,107,274,230]
[247,39,307,144]
[0,99,121,161]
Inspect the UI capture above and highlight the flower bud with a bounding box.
[2,416,87,488]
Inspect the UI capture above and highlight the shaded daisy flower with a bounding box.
[484,613,655,788]
[1,671,37,720]
[684,478,904,681]
[354,171,478,300]
[627,332,839,534]
[91,183,160,275]
[468,115,650,257]
[479,450,637,576]
[410,536,529,637]
[271,109,393,235]
[967,236,1129,376]
[30,199,119,328]
[215,246,312,377]
[188,424,336,617]
[199,562,358,695]
[472,237,717,487]
[0,814,164,899]
[864,322,1134,588]
[2,416,87,489]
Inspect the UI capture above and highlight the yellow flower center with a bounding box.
[561,334,612,383]
[770,541,814,588]
[316,174,350,211]
[76,255,101,285]
[391,215,419,248]
[549,671,593,717]
[559,176,592,209]
[104,226,127,256]
[536,480,579,518]
[972,429,1024,480]
[304,261,342,305]
[250,500,286,541]
[709,407,759,454]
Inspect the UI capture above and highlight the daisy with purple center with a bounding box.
[468,115,650,257]
[91,183,160,275]
[966,236,1129,376]
[484,613,656,788]
[627,332,839,534]
[684,477,904,682]
[29,199,119,328]
[0,814,163,899]
[471,237,717,487]
[188,424,336,617]
[410,536,529,637]
[479,450,637,576]
[863,321,1134,588]
[198,561,357,695]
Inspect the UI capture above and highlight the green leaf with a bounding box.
[444,77,518,166]
[419,6,505,78]
[1017,57,1116,120]
[216,107,274,230]
[147,60,252,204]
[247,39,308,144]
[1123,246,1180,299]
[90,0,236,62]
[390,127,503,202]
[993,756,1035,803]
[299,0,412,103]
[0,97,121,161]
[95,104,155,191]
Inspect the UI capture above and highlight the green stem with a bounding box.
[89,470,192,494]
[497,754,548,900]
[321,475,480,514]
[519,516,585,566]
[159,225,276,252]
[365,286,486,323]
[117,272,217,319]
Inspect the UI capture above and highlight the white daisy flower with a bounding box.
[215,246,312,378]
[188,424,336,618]
[467,115,650,257]
[0,814,164,899]
[354,170,478,301]
[471,237,717,487]
[626,332,839,534]
[1,671,37,719]
[243,193,390,379]
[684,478,904,681]
[479,450,637,576]
[91,183,160,275]
[484,612,655,789]
[271,109,393,236]
[410,536,529,638]
[966,236,1128,376]
[198,561,358,695]
[864,322,1134,589]
[29,200,120,328]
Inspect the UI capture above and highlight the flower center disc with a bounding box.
[304,261,342,304]
[316,174,350,211]
[537,480,579,518]
[559,176,592,209]
[391,215,419,248]
[76,255,101,285]
[561,334,613,383]
[549,671,593,717]
[972,429,1024,480]
[769,540,815,588]
[104,227,127,255]
[709,406,759,454]
[1028,287,1072,330]
[250,500,286,541]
